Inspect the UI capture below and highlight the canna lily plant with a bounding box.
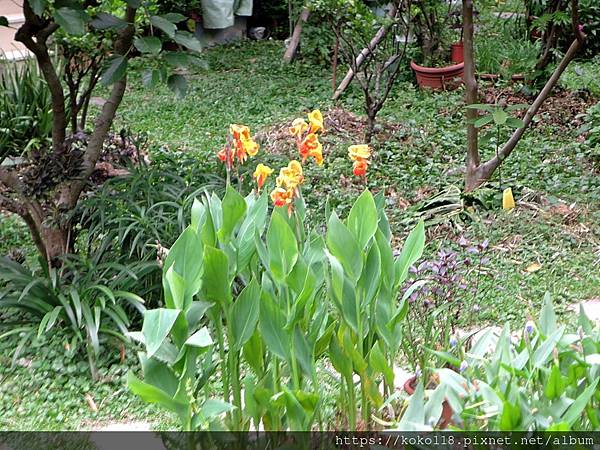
[129,114,425,431]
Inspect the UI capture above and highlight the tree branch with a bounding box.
[66,6,137,207]
[472,36,585,188]
[15,0,66,153]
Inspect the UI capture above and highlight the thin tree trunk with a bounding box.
[462,0,480,191]
[283,7,310,63]
[332,2,399,100]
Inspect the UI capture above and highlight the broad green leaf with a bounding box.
[101,55,127,86]
[199,399,235,420]
[326,213,362,282]
[532,326,564,368]
[293,326,313,377]
[150,15,176,38]
[173,31,202,52]
[167,74,187,98]
[266,212,298,282]
[474,115,494,128]
[185,327,212,348]
[506,117,525,128]
[492,109,509,125]
[164,266,185,310]
[134,36,162,55]
[562,378,599,426]
[164,51,192,68]
[163,227,203,306]
[499,400,522,430]
[231,279,260,350]
[142,69,161,88]
[539,292,556,336]
[544,364,565,400]
[140,354,178,397]
[142,308,181,358]
[347,190,378,250]
[90,13,127,30]
[162,13,187,23]
[201,246,231,305]
[328,335,352,379]
[258,289,290,361]
[394,220,425,288]
[397,382,429,430]
[54,8,88,35]
[29,0,46,16]
[218,185,246,243]
[127,372,187,416]
[368,342,394,387]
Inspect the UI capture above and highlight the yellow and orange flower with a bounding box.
[253,163,273,192]
[298,133,321,163]
[219,124,260,167]
[348,144,371,162]
[270,187,295,207]
[276,160,304,190]
[348,144,371,177]
[289,118,309,136]
[230,124,251,141]
[308,109,324,134]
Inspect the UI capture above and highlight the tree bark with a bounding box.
[283,7,310,63]
[462,0,480,191]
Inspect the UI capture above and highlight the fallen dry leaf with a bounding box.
[525,262,542,273]
[85,393,98,412]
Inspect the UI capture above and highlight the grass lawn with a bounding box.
[1,40,598,430]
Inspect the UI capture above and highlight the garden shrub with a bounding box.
[401,295,600,431]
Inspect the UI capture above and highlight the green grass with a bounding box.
[1,39,599,431]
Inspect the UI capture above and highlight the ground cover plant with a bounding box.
[0,0,599,434]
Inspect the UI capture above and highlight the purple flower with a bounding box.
[525,321,535,335]
[459,361,469,372]
[449,336,458,347]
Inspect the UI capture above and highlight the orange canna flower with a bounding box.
[308,109,324,134]
[310,146,323,166]
[348,144,371,177]
[253,163,274,192]
[298,133,320,163]
[243,137,259,157]
[352,159,369,176]
[217,147,233,169]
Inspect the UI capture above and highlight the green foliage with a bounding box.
[0,255,147,378]
[0,59,53,160]
[409,295,600,430]
[130,185,423,431]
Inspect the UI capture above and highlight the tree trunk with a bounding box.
[462,0,480,192]
[283,7,310,63]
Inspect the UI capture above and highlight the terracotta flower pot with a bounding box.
[411,61,464,90]
[451,41,464,63]
[403,375,453,429]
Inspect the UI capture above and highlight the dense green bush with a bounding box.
[0,255,147,379]
[0,59,53,160]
